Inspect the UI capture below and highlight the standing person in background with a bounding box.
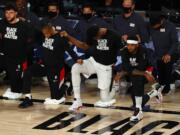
[75,3,110,42]
[149,13,178,94]
[40,2,75,35]
[0,4,33,99]
[16,0,40,30]
[113,0,149,44]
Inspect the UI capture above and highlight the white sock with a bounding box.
[100,88,109,102]
[72,64,82,102]
[25,94,32,99]
[109,82,117,100]
[73,87,81,101]
[147,90,158,98]
[135,96,142,111]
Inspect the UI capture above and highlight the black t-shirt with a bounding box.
[87,30,123,65]
[0,20,32,63]
[42,33,78,67]
[121,46,152,73]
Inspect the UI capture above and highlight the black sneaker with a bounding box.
[19,97,33,108]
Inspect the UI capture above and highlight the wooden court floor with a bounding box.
[0,82,180,135]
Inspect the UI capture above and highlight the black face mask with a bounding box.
[122,7,132,14]
[82,13,93,20]
[48,11,58,18]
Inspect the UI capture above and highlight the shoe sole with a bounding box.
[19,104,33,109]
[94,99,116,108]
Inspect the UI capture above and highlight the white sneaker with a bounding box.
[2,88,11,98]
[130,108,143,122]
[3,88,22,99]
[158,85,165,93]
[45,98,51,101]
[44,97,66,105]
[151,83,164,103]
[7,92,22,100]
[94,99,116,107]
[151,83,158,89]
[156,91,163,103]
[69,100,83,111]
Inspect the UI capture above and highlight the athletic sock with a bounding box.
[25,94,32,99]
[100,88,109,102]
[73,86,81,101]
[135,96,142,111]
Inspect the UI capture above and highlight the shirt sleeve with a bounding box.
[63,38,79,61]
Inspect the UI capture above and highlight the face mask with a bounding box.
[82,13,92,20]
[48,11,58,18]
[122,7,132,14]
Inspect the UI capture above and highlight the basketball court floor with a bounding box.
[0,81,179,135]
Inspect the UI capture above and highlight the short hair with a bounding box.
[122,0,135,4]
[86,25,100,45]
[4,3,18,12]
[48,2,59,9]
[82,3,94,11]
